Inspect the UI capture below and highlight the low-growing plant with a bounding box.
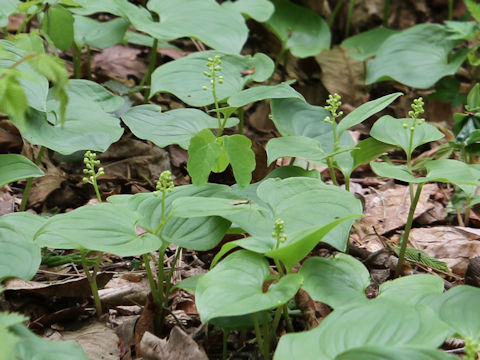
[369,97,480,275]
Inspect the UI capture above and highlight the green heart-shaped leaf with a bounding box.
[73,16,129,49]
[0,154,44,186]
[275,300,450,360]
[108,184,236,250]
[335,346,456,360]
[221,0,274,22]
[150,51,274,107]
[121,105,238,149]
[300,254,370,309]
[227,82,304,108]
[0,213,44,281]
[265,0,330,58]
[366,24,466,89]
[342,27,398,61]
[195,250,302,322]
[428,285,480,341]
[20,80,124,154]
[336,93,402,137]
[376,274,444,305]
[34,203,163,256]
[370,115,444,155]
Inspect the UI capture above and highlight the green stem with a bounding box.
[273,47,287,71]
[271,306,283,336]
[91,177,102,203]
[447,0,453,20]
[283,304,294,333]
[383,0,391,27]
[328,0,345,28]
[253,313,268,359]
[395,183,424,277]
[345,174,351,192]
[81,249,103,317]
[165,247,182,296]
[327,157,339,186]
[222,329,228,360]
[19,146,45,211]
[72,43,82,79]
[345,0,355,36]
[217,114,230,138]
[143,253,161,305]
[157,244,168,307]
[142,38,158,103]
[262,311,270,358]
[237,107,244,135]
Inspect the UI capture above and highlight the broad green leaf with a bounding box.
[266,136,327,166]
[42,5,74,51]
[445,21,479,41]
[428,285,480,341]
[187,129,223,186]
[424,159,480,186]
[0,211,47,239]
[73,15,129,49]
[195,250,302,322]
[336,93,402,137]
[151,51,274,106]
[227,82,304,108]
[376,274,444,305]
[275,301,451,360]
[121,105,237,150]
[266,215,361,270]
[226,178,362,252]
[371,159,480,186]
[465,0,480,23]
[271,98,347,153]
[265,0,330,58]
[20,81,124,154]
[370,116,444,155]
[66,79,124,112]
[108,184,236,250]
[70,0,123,15]
[370,162,427,183]
[13,324,88,360]
[0,0,19,27]
[34,204,163,256]
[366,24,466,89]
[0,214,42,281]
[342,27,399,61]
[171,197,262,219]
[334,137,394,179]
[0,40,49,112]
[0,154,44,186]
[335,346,457,360]
[0,312,27,360]
[223,134,256,188]
[300,254,370,309]
[141,0,248,54]
[221,0,274,22]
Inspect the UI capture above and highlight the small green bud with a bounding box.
[156,170,174,194]
[410,126,415,131]
[202,86,209,91]
[208,57,213,62]
[403,123,409,129]
[82,177,89,183]
[210,79,214,85]
[203,71,211,77]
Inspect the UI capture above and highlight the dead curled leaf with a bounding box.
[92,45,148,80]
[140,327,208,360]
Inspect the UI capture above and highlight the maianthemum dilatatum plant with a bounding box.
[1,1,480,359]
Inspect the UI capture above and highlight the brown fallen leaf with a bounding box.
[92,45,148,80]
[315,46,367,107]
[360,183,439,235]
[408,226,480,276]
[140,327,208,360]
[49,321,121,360]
